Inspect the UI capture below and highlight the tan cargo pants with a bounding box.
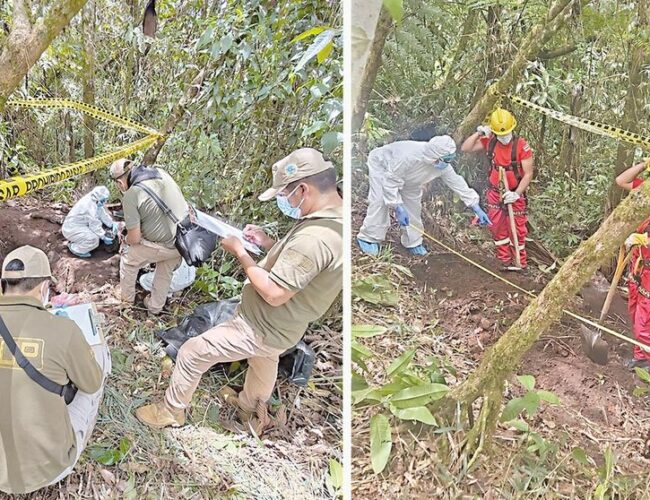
[120,239,181,314]
[165,313,285,412]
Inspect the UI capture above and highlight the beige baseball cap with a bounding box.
[259,148,333,201]
[2,245,54,281]
[109,158,133,180]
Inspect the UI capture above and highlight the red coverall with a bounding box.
[480,136,533,268]
[627,177,650,362]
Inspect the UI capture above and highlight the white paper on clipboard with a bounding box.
[51,304,102,346]
[195,210,262,255]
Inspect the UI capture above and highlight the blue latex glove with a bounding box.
[408,244,428,256]
[395,205,410,226]
[357,239,380,256]
[471,204,492,226]
[434,161,450,170]
[102,235,114,245]
[112,222,119,234]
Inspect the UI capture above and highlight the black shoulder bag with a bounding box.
[135,183,218,267]
[0,317,77,404]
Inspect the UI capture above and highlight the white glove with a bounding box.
[477,125,492,137]
[503,191,521,204]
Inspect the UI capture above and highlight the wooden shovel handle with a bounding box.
[599,245,632,321]
[499,167,522,268]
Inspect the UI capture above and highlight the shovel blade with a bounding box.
[580,325,609,365]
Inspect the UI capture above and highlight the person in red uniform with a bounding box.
[616,159,650,370]
[461,108,534,270]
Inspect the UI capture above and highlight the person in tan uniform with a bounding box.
[0,246,110,495]
[136,148,342,431]
[110,159,189,315]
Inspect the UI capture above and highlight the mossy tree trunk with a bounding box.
[0,0,88,111]
[452,0,579,144]
[434,179,650,464]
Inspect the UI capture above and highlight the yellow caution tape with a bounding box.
[410,225,650,352]
[0,98,163,201]
[0,135,159,202]
[7,98,163,138]
[502,94,650,150]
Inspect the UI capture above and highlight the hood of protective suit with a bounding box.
[423,135,456,162]
[90,186,110,203]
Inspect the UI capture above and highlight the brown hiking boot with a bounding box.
[143,296,162,316]
[135,401,185,429]
[218,387,272,435]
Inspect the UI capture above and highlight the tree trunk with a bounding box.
[607,0,649,211]
[351,4,392,133]
[0,0,89,109]
[122,0,139,118]
[485,6,503,82]
[141,67,207,166]
[558,83,583,180]
[453,0,578,144]
[82,0,96,160]
[64,110,75,163]
[436,179,650,462]
[442,8,478,88]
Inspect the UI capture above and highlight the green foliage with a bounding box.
[500,374,561,423]
[353,324,452,474]
[193,254,244,300]
[352,275,398,305]
[88,437,131,466]
[369,413,392,474]
[326,458,343,497]
[632,366,650,396]
[382,0,404,23]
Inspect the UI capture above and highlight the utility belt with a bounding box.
[485,187,527,216]
[636,282,650,300]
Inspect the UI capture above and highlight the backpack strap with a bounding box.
[488,134,523,183]
[0,316,68,398]
[510,135,522,182]
[135,182,181,225]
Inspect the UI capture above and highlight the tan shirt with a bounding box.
[122,170,189,248]
[240,205,343,350]
[0,296,102,495]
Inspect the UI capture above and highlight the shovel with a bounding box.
[580,245,632,365]
[499,167,522,269]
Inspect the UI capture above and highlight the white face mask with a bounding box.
[497,133,513,145]
[41,283,50,305]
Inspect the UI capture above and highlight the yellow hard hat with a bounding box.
[489,108,517,136]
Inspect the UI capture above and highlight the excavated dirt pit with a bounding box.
[0,200,120,295]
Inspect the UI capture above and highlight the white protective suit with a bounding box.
[139,259,196,296]
[62,186,115,255]
[358,135,480,248]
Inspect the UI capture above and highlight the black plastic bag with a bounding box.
[278,342,316,387]
[157,299,316,386]
[159,298,239,359]
[174,214,218,267]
